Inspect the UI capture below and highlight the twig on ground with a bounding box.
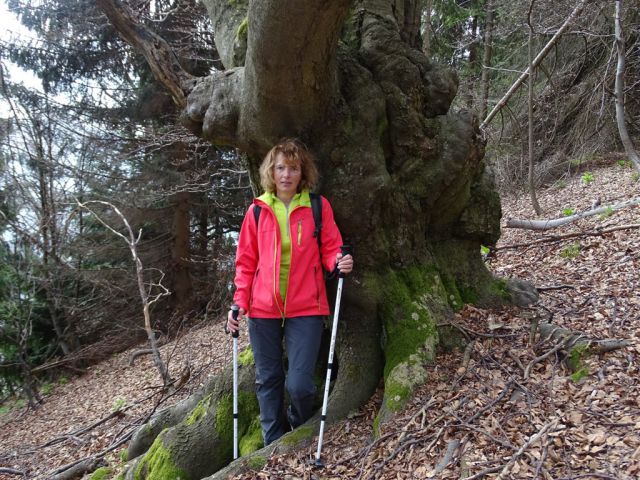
[508,350,526,372]
[437,322,518,339]
[536,285,575,291]
[466,380,514,424]
[435,438,461,473]
[37,409,125,449]
[0,468,27,477]
[524,335,576,380]
[495,420,558,480]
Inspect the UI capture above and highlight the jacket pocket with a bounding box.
[249,268,260,309]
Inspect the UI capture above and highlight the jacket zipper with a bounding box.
[259,200,310,323]
[283,205,305,323]
[273,227,285,323]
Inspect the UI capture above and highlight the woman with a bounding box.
[226,138,353,446]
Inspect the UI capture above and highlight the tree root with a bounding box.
[49,458,104,480]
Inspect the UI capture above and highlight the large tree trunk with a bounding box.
[100,1,521,478]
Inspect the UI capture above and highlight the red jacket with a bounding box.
[232,195,343,319]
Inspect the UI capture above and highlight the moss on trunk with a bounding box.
[125,362,260,479]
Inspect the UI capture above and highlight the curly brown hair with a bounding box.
[259,138,319,193]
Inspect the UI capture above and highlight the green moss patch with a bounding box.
[281,425,314,446]
[239,347,254,367]
[371,265,449,431]
[247,455,267,471]
[236,17,248,41]
[215,392,260,459]
[90,467,112,480]
[185,394,211,426]
[239,415,263,455]
[134,433,188,480]
[566,344,592,382]
[377,265,442,380]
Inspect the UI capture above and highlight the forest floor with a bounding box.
[1,158,639,480]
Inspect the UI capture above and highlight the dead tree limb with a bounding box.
[495,421,557,480]
[0,468,26,477]
[496,223,640,250]
[435,438,461,473]
[481,0,590,129]
[538,323,631,354]
[524,335,577,380]
[505,197,640,230]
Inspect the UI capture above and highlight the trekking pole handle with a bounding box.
[338,245,352,278]
[230,304,240,338]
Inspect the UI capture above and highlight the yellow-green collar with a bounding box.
[257,189,312,209]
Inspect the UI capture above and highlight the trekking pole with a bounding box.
[314,245,351,468]
[225,304,240,460]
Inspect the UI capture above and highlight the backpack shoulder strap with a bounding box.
[309,193,323,250]
[253,204,261,227]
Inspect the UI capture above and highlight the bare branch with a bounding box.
[481,0,591,129]
[96,0,193,108]
[505,197,640,230]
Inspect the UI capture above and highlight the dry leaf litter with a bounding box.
[1,161,639,479]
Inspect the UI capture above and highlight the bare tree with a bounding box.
[614,0,640,171]
[527,0,542,214]
[77,200,172,386]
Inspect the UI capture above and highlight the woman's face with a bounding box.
[274,153,302,197]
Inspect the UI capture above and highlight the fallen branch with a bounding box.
[435,438,461,473]
[465,464,503,480]
[466,380,514,423]
[437,322,518,339]
[537,323,632,354]
[44,381,190,479]
[39,409,125,449]
[495,223,640,250]
[524,335,577,380]
[495,420,557,480]
[450,340,477,389]
[505,197,640,230]
[128,349,154,366]
[536,285,575,291]
[0,468,26,477]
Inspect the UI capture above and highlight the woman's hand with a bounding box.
[226,307,246,333]
[336,253,353,274]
